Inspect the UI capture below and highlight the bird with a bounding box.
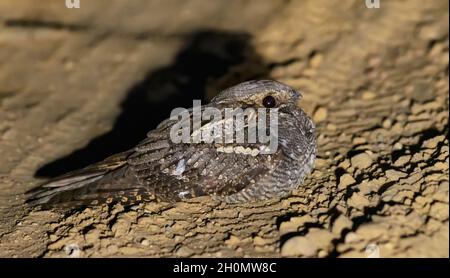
[26,80,317,209]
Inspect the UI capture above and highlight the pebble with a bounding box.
[348,192,370,209]
[107,244,119,253]
[429,202,448,221]
[332,215,353,235]
[326,123,337,131]
[313,107,328,122]
[338,173,356,190]
[408,82,434,103]
[279,215,317,235]
[176,246,195,257]
[423,135,445,149]
[355,223,386,240]
[253,236,269,246]
[362,91,376,100]
[281,236,317,257]
[317,250,328,258]
[225,235,241,246]
[344,232,359,243]
[385,169,407,181]
[393,142,403,150]
[393,155,411,167]
[306,229,335,250]
[419,24,447,41]
[434,161,447,170]
[382,118,392,129]
[338,159,351,169]
[352,137,367,145]
[350,152,373,169]
[315,158,328,168]
[309,53,323,68]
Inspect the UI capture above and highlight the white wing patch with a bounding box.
[172,159,186,176]
[216,145,260,156]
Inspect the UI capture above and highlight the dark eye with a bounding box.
[262,95,277,108]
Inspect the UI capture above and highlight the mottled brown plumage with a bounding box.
[26,80,316,208]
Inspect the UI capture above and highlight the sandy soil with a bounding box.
[0,0,448,258]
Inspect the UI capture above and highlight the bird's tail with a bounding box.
[26,151,147,209]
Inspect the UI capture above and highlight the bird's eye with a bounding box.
[262,95,277,108]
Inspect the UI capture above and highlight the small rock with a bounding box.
[306,229,335,250]
[176,246,195,257]
[338,174,356,190]
[385,169,407,181]
[393,142,403,150]
[355,223,387,240]
[438,181,449,191]
[315,158,327,168]
[362,91,376,100]
[394,155,411,167]
[419,24,447,41]
[350,153,373,169]
[85,230,99,243]
[415,196,433,207]
[338,159,351,169]
[358,180,379,195]
[434,181,449,203]
[317,194,328,203]
[317,250,328,258]
[434,161,448,170]
[279,215,317,235]
[408,82,434,103]
[332,215,353,235]
[348,192,370,209]
[253,236,270,246]
[425,173,443,182]
[326,123,337,131]
[111,219,131,237]
[313,107,328,122]
[344,232,360,243]
[225,235,241,246]
[382,118,392,129]
[426,218,443,234]
[309,53,323,68]
[281,236,317,257]
[353,137,367,145]
[429,202,449,221]
[423,135,445,149]
[107,244,119,253]
[290,215,317,226]
[279,222,300,236]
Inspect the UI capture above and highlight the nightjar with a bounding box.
[26,80,316,208]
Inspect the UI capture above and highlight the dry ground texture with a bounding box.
[0,0,448,258]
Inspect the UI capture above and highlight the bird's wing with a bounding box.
[127,106,281,202]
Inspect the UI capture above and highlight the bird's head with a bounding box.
[211,80,302,110]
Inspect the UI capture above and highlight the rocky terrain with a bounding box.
[0,0,448,257]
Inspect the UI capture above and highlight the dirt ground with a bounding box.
[0,0,448,258]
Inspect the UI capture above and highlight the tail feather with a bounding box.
[26,173,107,207]
[26,151,144,208]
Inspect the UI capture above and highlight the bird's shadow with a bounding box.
[35,29,269,178]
